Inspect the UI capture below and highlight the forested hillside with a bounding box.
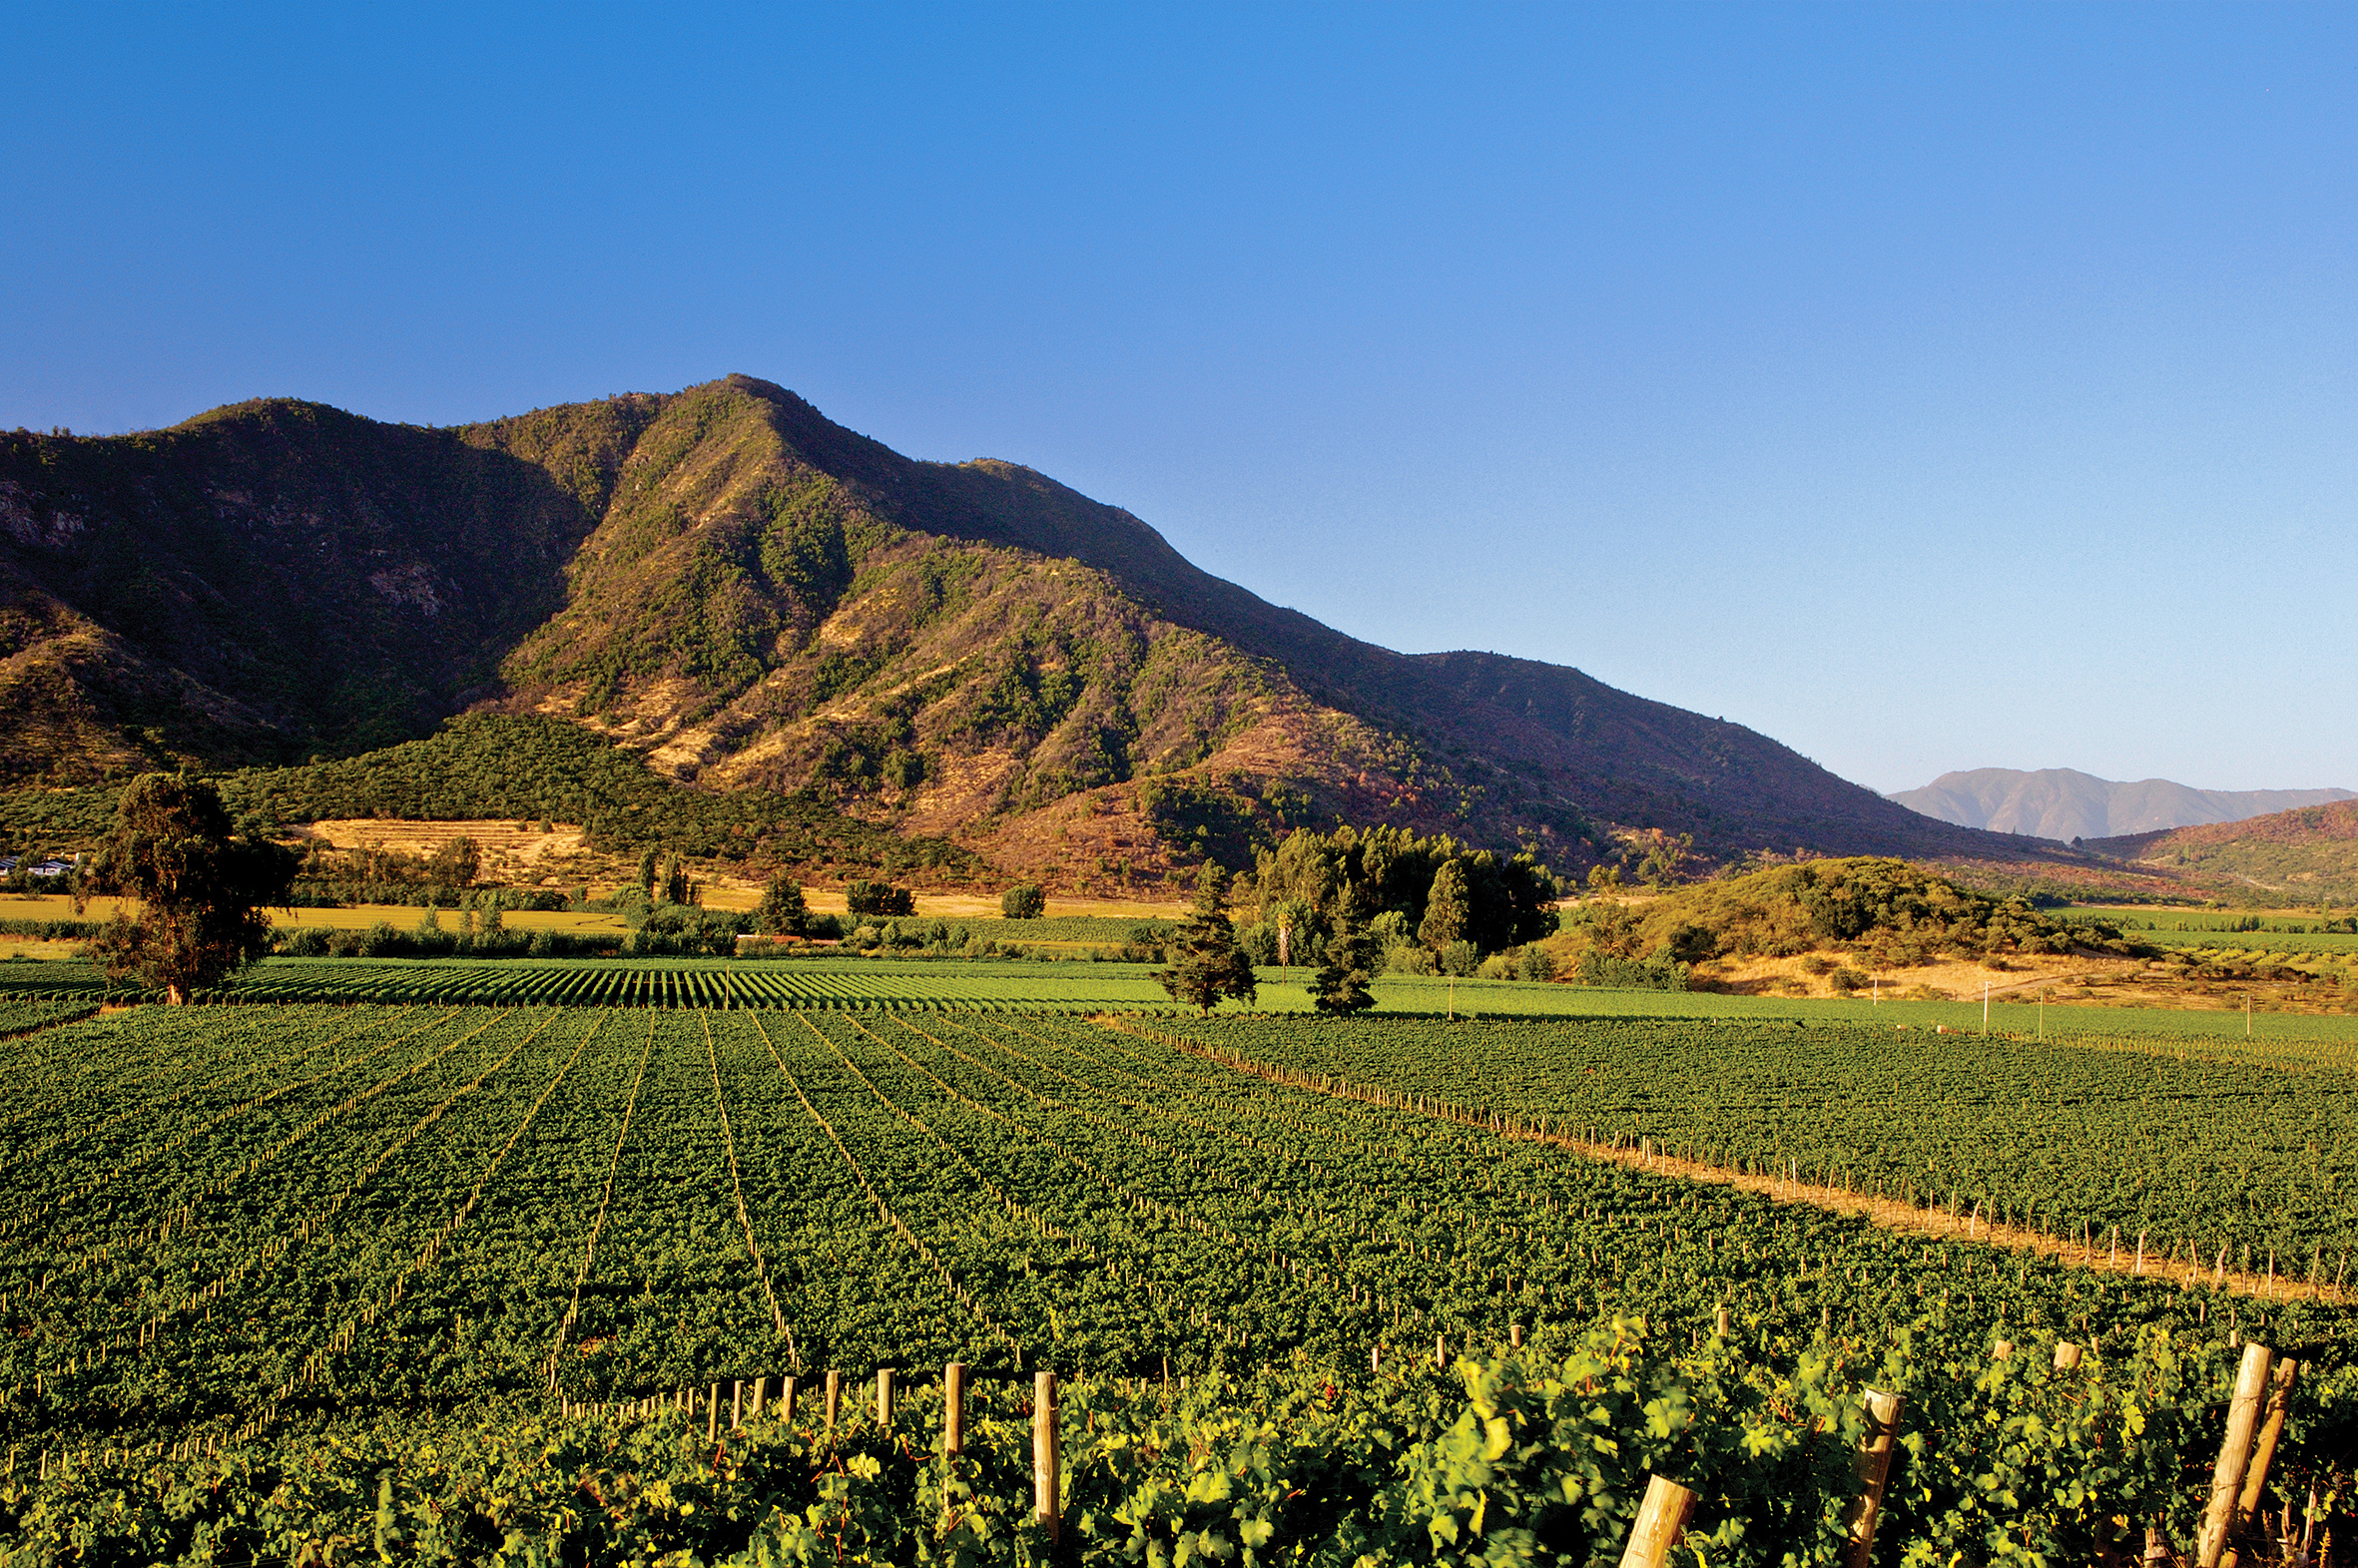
[1,376,2090,886]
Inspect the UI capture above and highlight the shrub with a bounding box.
[1829,966,1867,992]
[1386,943,1437,975]
[1000,883,1046,920]
[1516,944,1557,982]
[281,926,331,957]
[1440,939,1479,977]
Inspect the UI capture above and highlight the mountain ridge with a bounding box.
[1,374,2076,886]
[1893,767,2353,844]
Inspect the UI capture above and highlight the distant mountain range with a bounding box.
[1892,768,2354,844]
[0,374,2068,886]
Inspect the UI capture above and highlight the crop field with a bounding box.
[7,952,2358,1046]
[1157,1014,2358,1275]
[0,997,2349,1563]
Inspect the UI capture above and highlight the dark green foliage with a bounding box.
[846,879,914,918]
[79,775,298,1003]
[154,715,975,878]
[1258,822,1559,959]
[1309,887,1378,1015]
[754,873,810,936]
[1418,860,1471,952]
[1155,862,1258,1014]
[427,835,481,888]
[999,882,1046,920]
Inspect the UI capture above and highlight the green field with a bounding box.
[0,999,2347,1560]
[6,953,2358,1044]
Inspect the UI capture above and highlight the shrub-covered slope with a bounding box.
[2088,798,2358,902]
[0,376,2081,884]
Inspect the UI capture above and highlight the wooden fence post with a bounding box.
[877,1367,894,1431]
[781,1374,798,1425]
[707,1382,721,1442]
[1618,1473,1697,1568]
[1033,1369,1060,1542]
[2054,1341,2082,1371]
[751,1376,768,1421]
[2196,1342,2274,1568]
[943,1362,966,1455]
[2234,1359,2300,1530]
[1845,1389,1904,1568]
[732,1380,744,1431]
[826,1368,842,1439]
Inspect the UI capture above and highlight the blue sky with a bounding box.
[6,4,2351,794]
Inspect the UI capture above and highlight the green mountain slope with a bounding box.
[0,375,2075,886]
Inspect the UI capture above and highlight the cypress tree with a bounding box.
[1155,862,1258,1015]
[1310,882,1378,1015]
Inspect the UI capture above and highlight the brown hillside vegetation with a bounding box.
[2088,798,2358,902]
[1,375,2106,887]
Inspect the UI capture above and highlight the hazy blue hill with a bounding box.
[1893,768,2354,844]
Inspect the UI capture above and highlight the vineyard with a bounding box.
[5,952,2358,1041]
[1155,1014,2358,1282]
[0,1001,2349,1561]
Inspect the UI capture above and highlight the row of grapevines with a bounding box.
[1155,1012,2358,1276]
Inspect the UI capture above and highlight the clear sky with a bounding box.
[6,4,2351,795]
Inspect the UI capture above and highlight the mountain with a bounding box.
[2086,799,2358,902]
[1891,768,2354,844]
[1,375,2067,886]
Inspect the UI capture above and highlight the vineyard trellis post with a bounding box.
[2231,1358,2299,1540]
[1620,1473,1697,1568]
[2195,1342,2274,1568]
[877,1366,894,1431]
[1033,1368,1060,1542]
[943,1361,966,1454]
[826,1369,842,1439]
[1844,1389,1904,1568]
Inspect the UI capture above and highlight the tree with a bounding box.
[1418,859,1471,952]
[635,848,659,896]
[754,873,810,936]
[1000,882,1047,920]
[78,775,298,1005]
[661,854,693,905]
[847,878,914,917]
[1309,884,1378,1015]
[1638,831,1694,891]
[1155,862,1258,1015]
[427,835,480,889]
